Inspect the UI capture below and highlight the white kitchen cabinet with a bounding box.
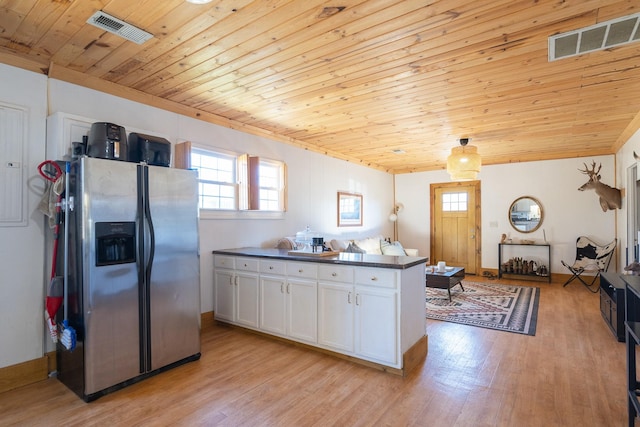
[235,271,259,328]
[286,261,317,343]
[260,261,318,344]
[318,264,355,353]
[214,268,235,322]
[287,277,317,343]
[318,281,354,352]
[259,259,287,335]
[355,286,398,365]
[259,274,287,335]
[319,265,400,366]
[213,249,428,375]
[214,255,259,329]
[354,267,399,364]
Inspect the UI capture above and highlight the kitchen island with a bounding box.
[212,248,428,376]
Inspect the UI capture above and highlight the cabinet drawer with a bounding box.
[355,267,397,289]
[214,255,235,269]
[236,257,259,272]
[318,265,354,283]
[260,259,287,275]
[287,262,318,279]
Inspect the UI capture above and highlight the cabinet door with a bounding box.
[288,278,317,343]
[318,282,354,352]
[236,272,259,328]
[214,269,235,322]
[600,292,610,322]
[260,275,287,335]
[355,287,398,365]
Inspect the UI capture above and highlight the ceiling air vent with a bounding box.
[86,11,153,44]
[548,12,640,61]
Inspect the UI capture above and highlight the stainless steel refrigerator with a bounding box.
[57,156,201,402]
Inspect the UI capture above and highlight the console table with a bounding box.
[498,242,551,283]
[600,272,625,342]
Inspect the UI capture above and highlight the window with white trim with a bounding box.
[258,158,285,211]
[190,148,237,210]
[186,145,287,212]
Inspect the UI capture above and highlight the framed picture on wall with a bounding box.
[337,192,362,227]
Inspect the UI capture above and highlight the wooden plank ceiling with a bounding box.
[1,0,640,173]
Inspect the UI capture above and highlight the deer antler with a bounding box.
[578,161,601,179]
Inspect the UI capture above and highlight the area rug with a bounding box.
[426,281,540,336]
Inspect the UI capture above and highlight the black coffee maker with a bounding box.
[311,237,325,253]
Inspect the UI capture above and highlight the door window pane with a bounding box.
[442,192,468,212]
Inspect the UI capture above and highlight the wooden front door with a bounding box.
[430,181,481,274]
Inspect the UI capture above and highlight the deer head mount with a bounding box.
[578,161,621,212]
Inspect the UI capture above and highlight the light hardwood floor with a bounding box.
[0,277,630,426]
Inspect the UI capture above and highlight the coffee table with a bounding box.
[426,266,465,301]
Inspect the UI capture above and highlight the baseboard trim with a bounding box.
[477,269,583,286]
[0,354,49,394]
[201,311,215,330]
[402,335,428,377]
[214,320,426,376]
[0,311,216,394]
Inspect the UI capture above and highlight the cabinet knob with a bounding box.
[269,266,274,270]
[332,272,337,277]
[299,269,303,273]
[370,276,378,281]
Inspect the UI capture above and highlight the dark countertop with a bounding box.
[602,272,626,289]
[212,247,428,269]
[622,275,640,296]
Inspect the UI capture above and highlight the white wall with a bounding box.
[0,64,48,368]
[0,66,394,369]
[615,128,640,269]
[395,156,618,274]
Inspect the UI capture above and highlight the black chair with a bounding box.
[561,236,617,293]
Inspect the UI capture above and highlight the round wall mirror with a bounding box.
[508,196,543,233]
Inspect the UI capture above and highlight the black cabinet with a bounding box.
[622,275,640,426]
[600,272,625,342]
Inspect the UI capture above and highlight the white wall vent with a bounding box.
[549,12,640,61]
[86,11,153,45]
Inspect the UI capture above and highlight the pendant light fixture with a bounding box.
[446,138,481,181]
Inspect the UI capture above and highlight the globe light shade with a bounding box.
[446,144,481,181]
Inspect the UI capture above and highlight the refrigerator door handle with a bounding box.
[142,166,155,280]
[136,165,147,373]
[138,165,156,373]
